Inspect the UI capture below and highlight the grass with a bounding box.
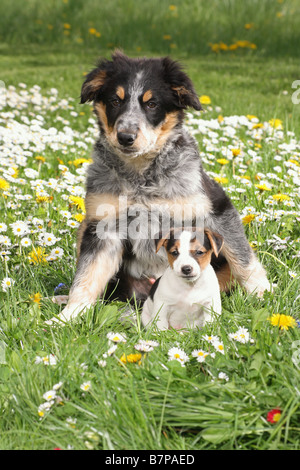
[0,0,300,451]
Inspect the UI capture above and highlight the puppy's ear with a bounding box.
[162,57,202,111]
[205,229,224,257]
[81,66,107,104]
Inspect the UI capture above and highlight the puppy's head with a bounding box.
[81,51,201,166]
[156,228,223,282]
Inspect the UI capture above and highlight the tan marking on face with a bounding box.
[165,240,180,268]
[188,237,211,271]
[116,86,125,100]
[154,111,180,151]
[142,89,153,102]
[76,218,87,258]
[94,102,115,138]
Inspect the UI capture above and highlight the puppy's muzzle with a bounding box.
[181,265,193,276]
[117,131,137,147]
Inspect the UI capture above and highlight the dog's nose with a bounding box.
[117,132,137,147]
[181,265,193,275]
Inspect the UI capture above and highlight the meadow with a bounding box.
[0,0,299,450]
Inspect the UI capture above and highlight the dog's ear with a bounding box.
[80,66,107,104]
[162,57,202,111]
[205,229,224,257]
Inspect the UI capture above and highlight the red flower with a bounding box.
[267,408,282,424]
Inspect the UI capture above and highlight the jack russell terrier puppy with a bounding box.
[141,228,224,330]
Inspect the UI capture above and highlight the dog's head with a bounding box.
[81,51,201,166]
[156,228,223,282]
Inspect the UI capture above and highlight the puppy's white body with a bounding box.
[142,228,223,331]
[142,265,221,330]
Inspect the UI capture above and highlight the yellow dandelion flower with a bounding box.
[269,118,282,129]
[69,196,85,212]
[209,43,220,53]
[163,35,172,40]
[242,214,255,225]
[252,123,264,129]
[218,115,224,123]
[0,178,10,191]
[244,23,254,29]
[231,148,241,157]
[63,23,71,29]
[255,183,271,191]
[36,195,53,203]
[30,292,42,306]
[268,314,297,330]
[88,27,97,35]
[73,213,85,223]
[217,158,229,165]
[120,353,142,364]
[169,5,177,11]
[247,114,258,121]
[199,95,211,105]
[228,44,239,51]
[35,155,46,162]
[28,247,48,265]
[71,158,92,167]
[272,194,291,202]
[214,176,228,184]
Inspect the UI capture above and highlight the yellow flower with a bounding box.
[35,155,46,162]
[120,353,142,364]
[272,194,291,202]
[88,27,97,35]
[30,292,42,306]
[217,158,229,165]
[209,43,220,53]
[231,148,241,157]
[247,114,258,121]
[73,213,85,223]
[0,178,10,191]
[217,115,224,123]
[269,118,282,129]
[242,214,255,225]
[244,23,254,29]
[36,195,53,203]
[169,5,177,11]
[28,247,48,265]
[268,314,297,330]
[255,183,271,191]
[69,196,85,212]
[214,176,228,184]
[252,123,264,129]
[199,95,211,105]
[71,158,92,167]
[63,23,71,29]
[163,35,172,40]
[228,44,238,51]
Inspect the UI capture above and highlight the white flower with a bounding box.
[49,247,64,258]
[106,332,127,343]
[66,219,79,228]
[10,221,30,236]
[203,334,220,344]
[212,339,225,354]
[168,347,189,366]
[20,237,32,247]
[35,354,57,366]
[103,344,118,358]
[43,389,57,401]
[98,359,107,367]
[1,277,15,292]
[38,232,58,246]
[134,339,159,352]
[289,270,297,279]
[0,222,7,232]
[218,372,229,381]
[80,381,91,392]
[191,349,210,362]
[0,235,11,247]
[53,382,63,390]
[60,210,72,219]
[229,327,251,344]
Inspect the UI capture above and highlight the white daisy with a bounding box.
[168,347,189,366]
[1,277,15,292]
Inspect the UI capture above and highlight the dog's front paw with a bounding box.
[45,303,91,326]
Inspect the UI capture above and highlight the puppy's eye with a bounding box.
[146,101,157,109]
[196,250,204,256]
[170,250,179,256]
[111,98,122,108]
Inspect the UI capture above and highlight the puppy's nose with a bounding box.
[117,132,137,147]
[181,265,193,275]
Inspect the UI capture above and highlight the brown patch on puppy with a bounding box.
[85,192,128,220]
[165,240,180,268]
[142,89,153,102]
[116,86,125,100]
[154,111,180,150]
[205,229,224,257]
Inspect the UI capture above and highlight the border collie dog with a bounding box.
[47,51,270,325]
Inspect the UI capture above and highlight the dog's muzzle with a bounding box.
[117,131,137,147]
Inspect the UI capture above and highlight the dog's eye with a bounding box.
[146,101,157,109]
[196,250,204,256]
[170,250,179,256]
[111,98,122,108]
